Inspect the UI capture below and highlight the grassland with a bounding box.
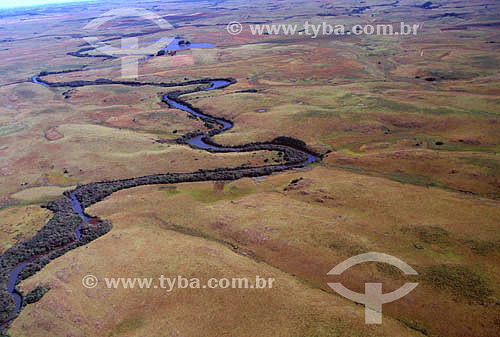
[0,0,499,336]
[12,164,500,336]
[0,205,51,254]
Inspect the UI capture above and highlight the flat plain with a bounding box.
[0,0,499,336]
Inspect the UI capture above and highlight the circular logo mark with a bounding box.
[82,274,99,288]
[226,21,243,35]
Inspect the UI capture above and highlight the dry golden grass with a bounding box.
[61,165,499,337]
[11,185,76,202]
[1,0,499,336]
[0,205,51,254]
[13,199,421,337]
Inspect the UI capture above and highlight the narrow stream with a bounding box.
[3,191,87,324]
[70,192,88,241]
[163,79,316,163]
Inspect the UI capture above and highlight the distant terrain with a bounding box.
[0,0,499,336]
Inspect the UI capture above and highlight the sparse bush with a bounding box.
[464,239,499,256]
[401,226,450,245]
[422,264,492,303]
[23,285,49,305]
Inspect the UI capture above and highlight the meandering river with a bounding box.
[1,43,319,332]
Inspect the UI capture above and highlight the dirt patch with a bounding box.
[44,127,64,141]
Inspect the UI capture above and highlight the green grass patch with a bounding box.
[427,141,499,153]
[108,317,145,337]
[386,171,441,188]
[459,157,500,175]
[162,185,180,197]
[0,123,27,137]
[470,55,500,71]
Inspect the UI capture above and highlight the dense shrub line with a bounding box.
[35,71,234,89]
[0,196,112,324]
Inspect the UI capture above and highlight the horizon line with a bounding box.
[0,0,96,10]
